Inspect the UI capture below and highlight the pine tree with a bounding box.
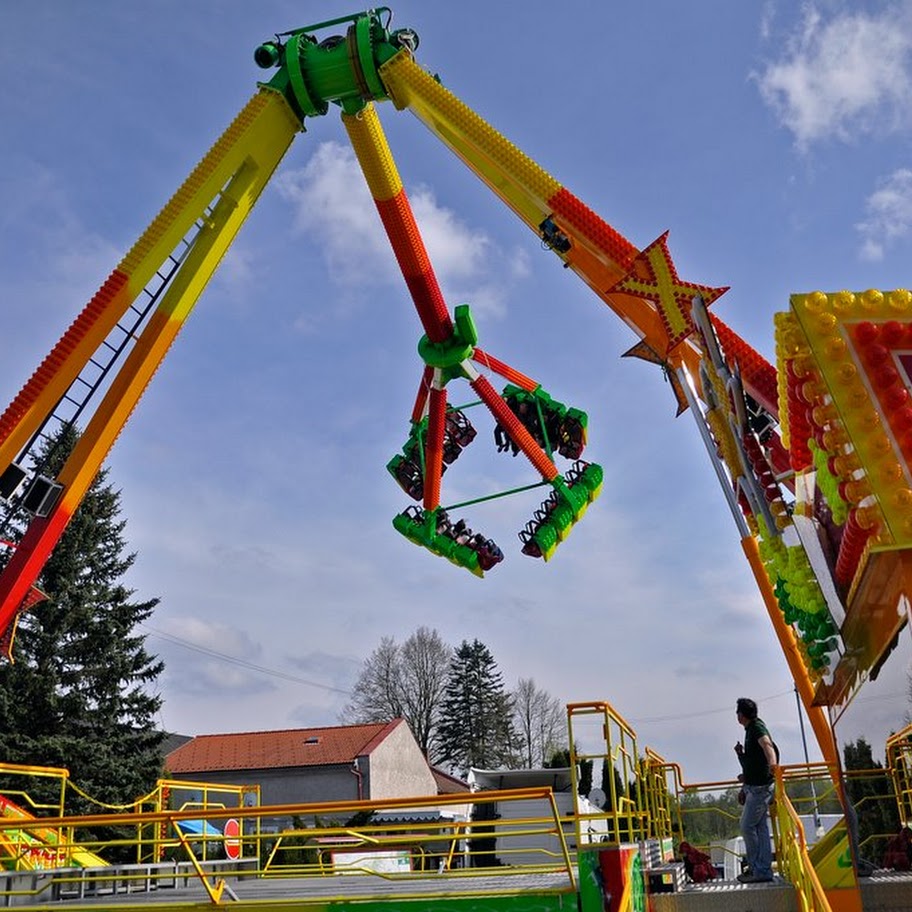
[843,737,900,861]
[437,639,515,774]
[0,426,165,810]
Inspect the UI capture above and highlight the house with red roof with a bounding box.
[165,718,439,808]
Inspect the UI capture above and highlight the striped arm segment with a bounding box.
[0,90,300,643]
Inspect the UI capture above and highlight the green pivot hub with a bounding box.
[255,8,419,120]
[417,304,478,380]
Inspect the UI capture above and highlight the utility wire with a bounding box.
[627,684,909,725]
[142,625,352,696]
[143,624,910,720]
[626,688,797,725]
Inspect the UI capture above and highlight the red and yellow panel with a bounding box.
[779,289,912,704]
[785,289,912,550]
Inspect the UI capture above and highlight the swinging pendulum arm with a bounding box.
[343,104,458,529]
[343,105,489,572]
[343,104,559,483]
[466,365,558,482]
[342,106,452,345]
[343,100,600,574]
[423,381,448,511]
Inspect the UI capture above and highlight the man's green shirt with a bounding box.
[742,718,773,785]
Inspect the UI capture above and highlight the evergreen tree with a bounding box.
[544,748,571,768]
[577,757,593,798]
[843,737,900,862]
[600,760,626,810]
[0,426,165,809]
[678,790,743,845]
[437,639,515,774]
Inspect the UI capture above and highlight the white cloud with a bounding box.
[274,142,525,318]
[758,1,776,42]
[275,142,391,285]
[209,244,255,302]
[856,168,912,260]
[754,4,912,149]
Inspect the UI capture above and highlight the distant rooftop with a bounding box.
[166,719,404,773]
[468,767,573,791]
[430,766,470,794]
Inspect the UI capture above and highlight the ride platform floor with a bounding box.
[651,869,912,912]
[5,866,911,912]
[3,868,578,912]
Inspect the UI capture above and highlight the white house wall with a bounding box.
[365,723,437,800]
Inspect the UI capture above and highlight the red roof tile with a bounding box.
[430,766,470,794]
[165,720,403,774]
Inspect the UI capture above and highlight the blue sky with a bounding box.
[2,1,912,783]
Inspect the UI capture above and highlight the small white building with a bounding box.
[467,767,608,867]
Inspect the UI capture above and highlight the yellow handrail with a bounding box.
[886,721,912,827]
[771,767,833,912]
[0,787,579,907]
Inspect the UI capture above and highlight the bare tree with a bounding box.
[398,627,452,763]
[340,637,402,722]
[340,628,451,761]
[511,678,565,767]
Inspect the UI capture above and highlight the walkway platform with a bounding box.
[1,865,576,912]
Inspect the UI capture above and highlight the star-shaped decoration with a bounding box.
[608,232,729,352]
[622,340,690,416]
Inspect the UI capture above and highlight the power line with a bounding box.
[626,685,910,726]
[626,688,797,725]
[142,625,353,696]
[143,622,911,722]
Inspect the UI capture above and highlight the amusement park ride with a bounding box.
[1,7,912,911]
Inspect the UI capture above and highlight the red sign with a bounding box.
[224,818,241,860]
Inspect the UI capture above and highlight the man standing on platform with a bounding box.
[734,697,778,883]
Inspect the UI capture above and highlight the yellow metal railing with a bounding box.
[254,788,576,887]
[0,788,578,906]
[0,765,258,872]
[134,778,260,865]
[772,767,832,912]
[5,724,909,907]
[567,701,650,846]
[641,747,676,845]
[643,755,743,861]
[0,762,69,818]
[886,721,912,827]
[842,764,903,867]
[645,758,845,886]
[0,763,72,870]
